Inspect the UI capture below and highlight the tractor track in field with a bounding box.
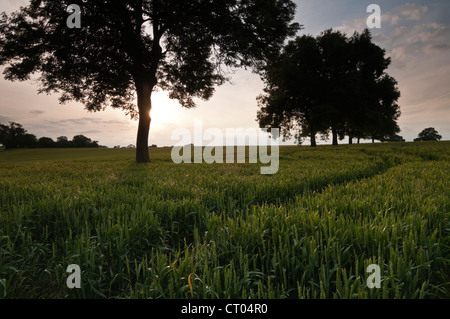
[202,153,403,212]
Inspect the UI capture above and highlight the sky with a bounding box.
[0,0,449,147]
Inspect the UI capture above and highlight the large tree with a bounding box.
[257,35,327,147]
[316,29,351,146]
[347,29,400,143]
[0,0,299,162]
[257,30,352,146]
[0,121,37,149]
[414,127,442,141]
[257,29,401,146]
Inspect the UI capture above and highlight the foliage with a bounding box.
[414,127,442,142]
[0,121,100,149]
[257,29,401,146]
[0,122,36,149]
[0,0,299,162]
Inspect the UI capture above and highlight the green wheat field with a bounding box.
[0,142,449,299]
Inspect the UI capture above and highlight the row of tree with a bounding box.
[0,122,101,149]
[257,29,401,146]
[0,2,441,157]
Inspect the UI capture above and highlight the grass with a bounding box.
[0,142,448,299]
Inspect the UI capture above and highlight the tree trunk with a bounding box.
[332,127,338,146]
[357,137,360,144]
[310,131,317,147]
[348,134,353,145]
[135,81,153,163]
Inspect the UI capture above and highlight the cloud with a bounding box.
[47,117,126,126]
[80,130,102,134]
[0,115,10,123]
[400,3,428,21]
[0,0,28,14]
[30,110,45,115]
[334,18,365,35]
[382,22,450,70]
[423,43,449,54]
[336,3,432,35]
[382,12,400,26]
[335,2,450,141]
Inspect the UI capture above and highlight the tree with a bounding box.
[320,29,400,145]
[1,122,37,148]
[56,136,70,147]
[365,74,401,143]
[0,0,299,163]
[257,29,401,146]
[257,35,327,147]
[346,29,396,144]
[384,134,405,142]
[316,29,351,146]
[0,122,27,149]
[414,127,442,141]
[0,122,103,148]
[0,123,8,147]
[38,137,55,148]
[72,134,98,148]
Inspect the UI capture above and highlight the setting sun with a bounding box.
[149,91,184,129]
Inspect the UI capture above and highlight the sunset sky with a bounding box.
[0,0,449,147]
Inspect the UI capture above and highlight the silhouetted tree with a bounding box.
[0,122,27,149]
[257,35,327,147]
[316,29,351,146]
[0,123,7,147]
[366,74,401,142]
[384,134,405,142]
[1,122,37,148]
[56,136,71,147]
[257,29,401,146]
[414,127,442,141]
[0,122,103,149]
[346,29,397,143]
[38,137,55,148]
[72,134,98,148]
[0,0,299,163]
[21,133,38,148]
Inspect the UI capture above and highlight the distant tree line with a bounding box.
[0,122,102,149]
[257,29,402,146]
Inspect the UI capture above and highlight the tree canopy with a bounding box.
[414,127,442,142]
[0,122,100,149]
[257,29,401,146]
[0,0,299,162]
[0,122,36,149]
